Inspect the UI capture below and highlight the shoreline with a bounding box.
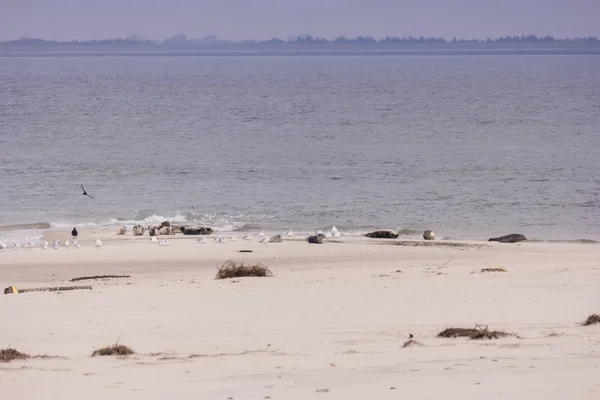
[1,222,599,247]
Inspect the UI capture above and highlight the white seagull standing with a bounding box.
[286,230,294,237]
[330,225,341,237]
[243,234,253,241]
[197,237,207,244]
[95,239,102,248]
[0,242,6,251]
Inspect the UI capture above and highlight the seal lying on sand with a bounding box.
[307,233,325,244]
[365,230,399,239]
[180,226,214,235]
[488,233,527,243]
[423,230,436,240]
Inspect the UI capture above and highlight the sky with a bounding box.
[1,0,599,41]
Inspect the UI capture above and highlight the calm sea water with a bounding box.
[1,54,599,242]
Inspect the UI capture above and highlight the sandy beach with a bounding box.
[1,228,599,399]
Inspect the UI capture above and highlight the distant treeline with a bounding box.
[2,33,599,47]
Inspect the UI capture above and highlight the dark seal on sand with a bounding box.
[365,230,399,239]
[180,226,214,235]
[488,233,527,243]
[307,234,325,244]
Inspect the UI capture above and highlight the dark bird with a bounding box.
[409,333,414,339]
[81,185,94,199]
[71,227,78,240]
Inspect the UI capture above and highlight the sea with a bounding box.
[1,53,599,244]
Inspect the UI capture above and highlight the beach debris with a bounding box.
[307,233,325,244]
[480,268,507,273]
[91,344,134,357]
[238,250,253,253]
[0,348,29,363]
[70,275,130,282]
[230,235,238,241]
[438,325,510,340]
[117,225,126,235]
[582,314,600,326]
[4,285,92,295]
[158,239,171,246]
[95,239,102,248]
[423,230,436,240]
[180,226,214,235]
[315,388,329,393]
[133,224,145,236]
[269,234,283,243]
[215,260,273,279]
[488,233,527,243]
[402,339,422,348]
[365,230,399,239]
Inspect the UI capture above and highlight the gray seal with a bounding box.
[488,233,527,243]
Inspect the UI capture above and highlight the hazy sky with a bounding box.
[1,0,598,41]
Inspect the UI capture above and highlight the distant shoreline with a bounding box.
[1,49,599,57]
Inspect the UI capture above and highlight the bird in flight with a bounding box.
[81,185,94,199]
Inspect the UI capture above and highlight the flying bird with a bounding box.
[81,185,94,199]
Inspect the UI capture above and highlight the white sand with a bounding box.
[1,229,599,399]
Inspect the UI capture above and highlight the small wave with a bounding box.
[0,222,52,231]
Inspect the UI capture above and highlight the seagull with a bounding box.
[216,236,227,244]
[331,225,341,238]
[95,239,102,248]
[409,333,414,339]
[243,234,253,241]
[230,236,238,241]
[41,241,48,250]
[258,231,266,238]
[197,237,207,244]
[286,230,294,237]
[0,242,7,251]
[150,236,158,243]
[64,240,70,248]
[81,185,94,199]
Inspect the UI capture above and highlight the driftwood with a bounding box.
[70,275,130,282]
[4,285,92,294]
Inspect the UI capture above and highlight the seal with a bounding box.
[423,230,436,240]
[488,233,527,243]
[307,233,325,244]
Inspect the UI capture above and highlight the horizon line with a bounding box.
[3,33,600,44]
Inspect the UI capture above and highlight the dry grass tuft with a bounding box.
[0,348,29,362]
[582,314,600,326]
[438,325,510,340]
[91,345,135,357]
[402,339,422,348]
[480,268,508,273]
[216,260,273,279]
